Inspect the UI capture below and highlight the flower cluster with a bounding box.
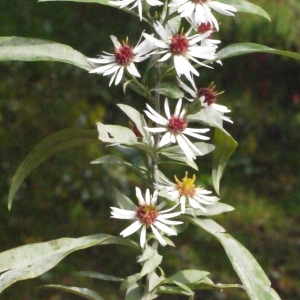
[90,0,236,248]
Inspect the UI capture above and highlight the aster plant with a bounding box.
[1,0,300,299]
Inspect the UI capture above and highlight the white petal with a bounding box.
[150,225,167,246]
[120,220,143,237]
[140,225,147,248]
[154,220,177,235]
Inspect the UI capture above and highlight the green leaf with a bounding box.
[117,104,149,140]
[191,276,243,290]
[216,43,300,61]
[159,280,194,296]
[139,248,163,277]
[120,273,141,292]
[0,234,138,294]
[150,83,184,99]
[125,282,143,300]
[186,202,235,216]
[0,37,92,71]
[76,271,124,282]
[41,285,104,300]
[222,0,270,21]
[91,155,145,177]
[114,188,137,211]
[125,81,154,102]
[186,217,281,300]
[160,142,215,170]
[8,128,98,209]
[96,123,138,144]
[212,128,237,195]
[168,270,209,285]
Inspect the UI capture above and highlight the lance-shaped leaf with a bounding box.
[91,155,146,178]
[41,285,104,300]
[167,270,209,285]
[117,104,150,141]
[212,128,237,195]
[0,37,93,71]
[185,202,234,217]
[0,234,138,294]
[8,128,98,209]
[76,271,124,282]
[96,123,137,144]
[185,217,281,300]
[216,43,300,62]
[160,142,215,170]
[222,0,270,21]
[150,83,184,99]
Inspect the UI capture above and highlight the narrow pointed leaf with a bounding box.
[0,37,93,71]
[216,43,300,61]
[96,123,137,144]
[91,155,144,176]
[120,274,141,292]
[140,251,163,277]
[117,104,149,140]
[168,270,209,285]
[185,217,281,300]
[185,202,235,216]
[222,0,270,21]
[212,128,237,194]
[192,276,243,290]
[8,129,98,209]
[0,234,138,294]
[76,271,123,282]
[41,285,104,300]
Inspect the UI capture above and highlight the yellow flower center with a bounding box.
[175,172,196,197]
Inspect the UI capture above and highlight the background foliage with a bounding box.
[0,0,299,299]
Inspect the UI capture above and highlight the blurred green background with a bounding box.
[0,0,299,299]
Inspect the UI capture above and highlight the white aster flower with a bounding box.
[143,22,216,82]
[156,172,219,213]
[88,35,153,86]
[188,16,221,50]
[144,98,210,161]
[177,77,232,124]
[111,187,183,248]
[169,0,237,31]
[109,0,163,21]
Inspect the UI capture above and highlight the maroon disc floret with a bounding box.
[168,115,188,134]
[170,34,189,55]
[114,45,134,65]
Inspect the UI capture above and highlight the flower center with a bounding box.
[170,34,189,55]
[136,205,158,225]
[198,87,216,106]
[175,172,196,197]
[167,115,188,135]
[114,45,134,65]
[198,22,214,36]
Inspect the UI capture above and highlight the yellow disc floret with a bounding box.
[175,172,197,197]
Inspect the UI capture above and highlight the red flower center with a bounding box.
[198,87,217,106]
[170,34,189,55]
[168,115,188,135]
[198,22,213,35]
[136,205,158,225]
[193,0,208,3]
[114,45,134,65]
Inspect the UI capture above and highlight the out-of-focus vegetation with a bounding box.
[0,0,299,299]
